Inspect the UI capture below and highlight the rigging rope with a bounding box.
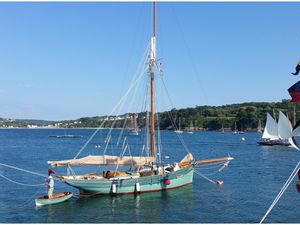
[73,66,148,160]
[160,76,192,155]
[72,44,149,161]
[259,161,300,223]
[101,45,149,151]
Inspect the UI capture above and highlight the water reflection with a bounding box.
[70,185,194,223]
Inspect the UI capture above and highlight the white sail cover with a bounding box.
[180,153,194,163]
[278,111,293,139]
[262,113,279,140]
[48,155,153,167]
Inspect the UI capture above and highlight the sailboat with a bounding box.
[174,117,183,133]
[257,119,262,133]
[128,114,139,136]
[48,3,233,196]
[187,121,194,134]
[257,111,298,148]
[232,121,238,134]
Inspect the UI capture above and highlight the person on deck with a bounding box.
[47,169,55,199]
[292,60,300,75]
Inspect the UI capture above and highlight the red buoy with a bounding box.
[297,181,300,193]
[164,179,171,185]
[298,170,300,180]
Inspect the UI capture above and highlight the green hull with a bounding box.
[35,192,73,206]
[64,166,194,195]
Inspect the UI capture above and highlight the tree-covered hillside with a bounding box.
[1,100,298,130]
[60,99,299,131]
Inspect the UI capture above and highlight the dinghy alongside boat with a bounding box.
[35,192,73,206]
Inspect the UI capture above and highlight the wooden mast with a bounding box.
[150,1,156,162]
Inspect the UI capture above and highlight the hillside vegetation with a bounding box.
[60,99,299,131]
[1,100,298,130]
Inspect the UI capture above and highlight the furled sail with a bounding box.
[48,155,153,167]
[262,113,279,140]
[180,153,194,163]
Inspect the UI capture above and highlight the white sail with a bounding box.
[278,111,293,139]
[262,113,279,140]
[277,111,299,150]
[292,125,300,136]
[288,137,300,150]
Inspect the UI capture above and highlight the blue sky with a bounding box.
[0,2,300,120]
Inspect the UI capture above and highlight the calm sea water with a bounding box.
[0,129,299,223]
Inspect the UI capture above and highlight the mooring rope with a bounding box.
[194,169,216,185]
[0,174,44,187]
[0,183,44,209]
[259,161,300,223]
[0,162,47,178]
[15,185,44,209]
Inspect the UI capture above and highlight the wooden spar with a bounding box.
[193,156,234,166]
[150,1,156,162]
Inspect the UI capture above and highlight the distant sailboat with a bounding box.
[257,119,262,133]
[48,130,82,138]
[128,114,139,136]
[187,121,194,134]
[257,111,299,149]
[48,134,82,138]
[232,121,238,134]
[175,117,183,134]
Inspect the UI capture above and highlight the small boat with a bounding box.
[35,192,73,206]
[48,135,82,138]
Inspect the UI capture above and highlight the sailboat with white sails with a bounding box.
[257,111,299,149]
[48,2,233,195]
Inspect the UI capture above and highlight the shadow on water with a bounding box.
[76,185,195,223]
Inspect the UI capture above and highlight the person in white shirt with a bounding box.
[47,169,55,199]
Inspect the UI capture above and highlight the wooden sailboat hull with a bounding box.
[63,166,194,195]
